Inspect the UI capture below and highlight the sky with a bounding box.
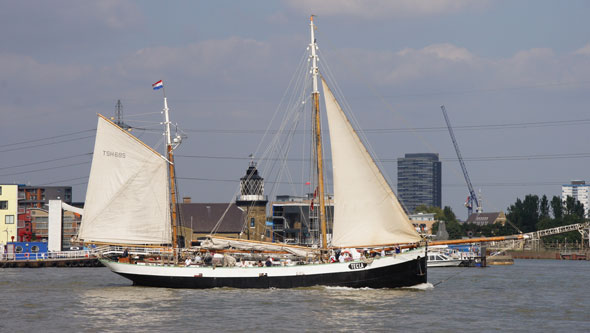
[2,0,590,220]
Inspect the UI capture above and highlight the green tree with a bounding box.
[445,220,463,239]
[429,206,463,239]
[442,206,456,223]
[550,196,563,219]
[540,195,550,219]
[506,195,539,233]
[563,196,585,219]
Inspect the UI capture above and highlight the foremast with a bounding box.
[310,16,328,250]
[159,84,180,249]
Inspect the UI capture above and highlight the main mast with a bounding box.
[310,16,328,249]
[160,84,179,248]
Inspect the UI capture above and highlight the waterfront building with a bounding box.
[18,186,72,210]
[271,194,333,245]
[17,209,33,242]
[177,162,269,244]
[408,212,436,236]
[397,153,442,213]
[26,207,82,250]
[561,180,590,218]
[0,185,18,246]
[178,200,245,241]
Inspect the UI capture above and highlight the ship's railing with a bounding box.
[93,245,176,257]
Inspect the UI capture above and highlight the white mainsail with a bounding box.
[322,78,421,247]
[78,115,172,244]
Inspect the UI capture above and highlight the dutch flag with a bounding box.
[152,80,164,90]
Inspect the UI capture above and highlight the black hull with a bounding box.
[112,256,427,289]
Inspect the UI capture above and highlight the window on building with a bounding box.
[250,217,255,228]
[5,215,14,224]
[0,201,7,210]
[35,222,48,229]
[0,186,2,195]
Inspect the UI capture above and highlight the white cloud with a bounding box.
[398,43,475,62]
[321,42,590,93]
[285,0,488,19]
[573,44,590,56]
[0,53,92,88]
[334,43,477,84]
[0,1,143,55]
[120,37,273,83]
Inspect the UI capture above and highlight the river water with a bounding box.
[1,259,588,332]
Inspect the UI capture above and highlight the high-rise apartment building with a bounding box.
[562,180,589,218]
[397,153,442,213]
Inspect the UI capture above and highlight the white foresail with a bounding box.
[321,78,421,247]
[78,115,172,244]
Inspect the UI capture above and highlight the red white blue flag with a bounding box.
[152,80,164,90]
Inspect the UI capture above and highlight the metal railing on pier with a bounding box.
[1,250,94,261]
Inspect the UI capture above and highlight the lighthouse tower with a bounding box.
[235,160,268,241]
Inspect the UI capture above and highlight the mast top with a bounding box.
[309,15,319,94]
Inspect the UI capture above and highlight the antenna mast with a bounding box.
[114,99,130,129]
[116,99,123,124]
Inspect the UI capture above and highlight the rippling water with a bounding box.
[1,259,589,332]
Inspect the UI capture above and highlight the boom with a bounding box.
[440,105,481,216]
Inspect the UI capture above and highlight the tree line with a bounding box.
[416,194,585,242]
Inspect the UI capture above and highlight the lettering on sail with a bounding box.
[348,262,367,270]
[103,150,126,158]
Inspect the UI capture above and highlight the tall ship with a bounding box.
[77,17,427,289]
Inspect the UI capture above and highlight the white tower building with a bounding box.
[561,180,590,218]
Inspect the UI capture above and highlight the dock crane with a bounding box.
[440,105,482,217]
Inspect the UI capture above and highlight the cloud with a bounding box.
[119,37,273,83]
[573,44,590,56]
[413,44,475,62]
[321,42,590,93]
[0,1,143,54]
[0,54,91,83]
[284,0,487,19]
[324,43,478,85]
